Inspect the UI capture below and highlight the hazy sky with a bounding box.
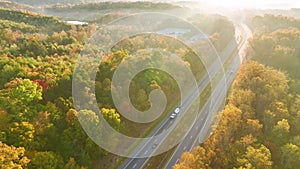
[89,0,300,9]
[197,0,300,9]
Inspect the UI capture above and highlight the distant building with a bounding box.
[67,21,88,26]
[156,28,190,37]
[189,34,208,42]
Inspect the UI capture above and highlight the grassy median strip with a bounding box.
[144,146,177,169]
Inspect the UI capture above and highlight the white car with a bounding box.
[174,107,180,114]
[170,113,176,119]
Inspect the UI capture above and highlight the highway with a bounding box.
[163,23,253,169]
[118,23,252,169]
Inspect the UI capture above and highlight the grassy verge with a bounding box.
[223,48,239,70]
[144,146,177,169]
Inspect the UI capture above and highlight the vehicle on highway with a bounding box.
[170,113,177,119]
[174,107,180,114]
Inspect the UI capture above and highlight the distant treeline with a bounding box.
[50,1,181,11]
[249,14,300,34]
[0,8,70,33]
[249,14,300,87]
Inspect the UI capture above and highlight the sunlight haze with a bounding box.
[198,0,300,9]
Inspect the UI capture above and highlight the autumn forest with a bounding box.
[0,1,299,169]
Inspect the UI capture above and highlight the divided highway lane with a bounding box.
[164,59,239,168]
[119,24,248,169]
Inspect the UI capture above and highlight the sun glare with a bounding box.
[201,0,300,9]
